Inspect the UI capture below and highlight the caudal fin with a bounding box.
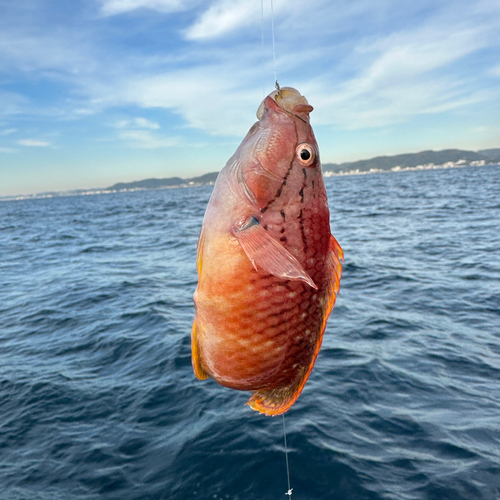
[246,382,303,416]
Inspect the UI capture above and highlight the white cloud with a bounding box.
[185,0,260,40]
[101,15,499,136]
[111,116,174,147]
[18,139,51,147]
[2,0,499,145]
[0,31,95,75]
[115,117,160,129]
[358,24,488,82]
[117,129,177,148]
[135,117,160,129]
[99,0,195,16]
[102,0,495,136]
[74,108,97,116]
[0,90,29,116]
[0,128,17,136]
[302,18,500,129]
[184,0,308,40]
[100,65,262,137]
[0,147,17,153]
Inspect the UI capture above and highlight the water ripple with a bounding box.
[1,168,500,499]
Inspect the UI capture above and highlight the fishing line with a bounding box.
[261,0,265,99]
[283,414,293,498]
[261,0,280,94]
[270,0,278,89]
[260,3,290,497]
[271,3,288,495]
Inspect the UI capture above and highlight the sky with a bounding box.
[0,0,499,196]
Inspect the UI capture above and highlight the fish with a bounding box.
[191,87,343,416]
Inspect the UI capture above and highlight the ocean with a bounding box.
[1,165,499,500]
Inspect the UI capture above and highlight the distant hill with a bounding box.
[478,148,500,161]
[107,148,499,193]
[187,172,219,184]
[106,148,499,193]
[109,177,185,190]
[2,148,498,202]
[322,149,497,174]
[107,172,219,191]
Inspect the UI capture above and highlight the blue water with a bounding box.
[1,165,499,500]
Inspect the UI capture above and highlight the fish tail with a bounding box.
[191,321,209,380]
[246,380,305,416]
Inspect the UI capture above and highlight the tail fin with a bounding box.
[246,381,303,416]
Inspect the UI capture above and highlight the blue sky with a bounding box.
[1,0,499,196]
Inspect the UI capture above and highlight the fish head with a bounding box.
[237,87,320,211]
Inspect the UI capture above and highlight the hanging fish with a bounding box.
[191,87,343,416]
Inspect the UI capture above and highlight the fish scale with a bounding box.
[192,87,343,415]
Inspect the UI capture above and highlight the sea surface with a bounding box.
[1,165,500,500]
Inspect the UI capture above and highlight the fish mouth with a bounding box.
[256,87,313,120]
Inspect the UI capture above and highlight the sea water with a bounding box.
[1,165,499,500]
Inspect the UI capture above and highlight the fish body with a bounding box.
[192,87,343,416]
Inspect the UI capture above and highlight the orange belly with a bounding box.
[193,232,328,392]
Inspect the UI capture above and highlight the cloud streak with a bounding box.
[115,117,161,130]
[0,128,17,136]
[18,139,51,147]
[185,0,261,40]
[116,129,177,148]
[111,116,177,148]
[99,0,193,16]
[307,16,500,129]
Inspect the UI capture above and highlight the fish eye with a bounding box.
[296,143,315,167]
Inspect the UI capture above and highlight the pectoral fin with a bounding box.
[233,218,317,289]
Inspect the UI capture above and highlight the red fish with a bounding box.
[191,87,343,416]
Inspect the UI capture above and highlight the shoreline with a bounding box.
[1,161,498,203]
[323,159,491,177]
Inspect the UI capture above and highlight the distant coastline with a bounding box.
[322,148,500,176]
[2,147,499,202]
